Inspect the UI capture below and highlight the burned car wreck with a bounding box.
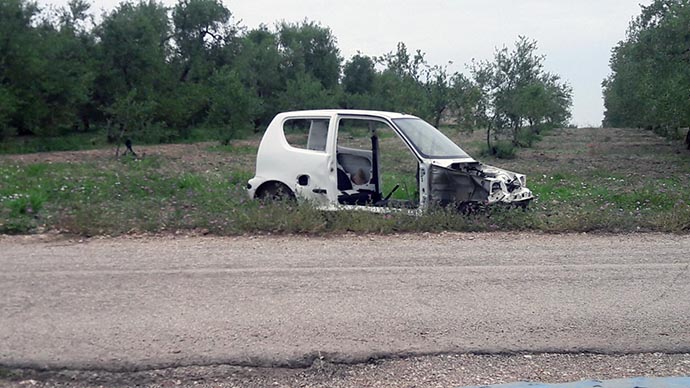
[428,162,532,208]
[247,110,533,212]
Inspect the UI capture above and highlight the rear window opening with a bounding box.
[283,118,330,152]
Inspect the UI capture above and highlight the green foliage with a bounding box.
[95,0,171,103]
[515,127,543,147]
[0,0,40,136]
[0,85,17,139]
[234,26,283,127]
[371,42,429,115]
[277,20,342,89]
[481,140,516,159]
[603,0,690,138]
[103,89,161,143]
[34,4,96,135]
[425,65,451,128]
[276,72,338,111]
[156,82,208,137]
[470,36,572,157]
[0,130,108,154]
[0,0,571,153]
[372,69,425,113]
[342,54,376,95]
[0,0,95,136]
[172,0,235,82]
[340,41,452,117]
[205,67,259,143]
[449,73,482,129]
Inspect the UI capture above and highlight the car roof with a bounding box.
[278,109,419,120]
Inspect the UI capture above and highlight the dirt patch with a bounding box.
[0,140,260,174]
[498,127,690,179]
[2,127,688,179]
[0,142,214,164]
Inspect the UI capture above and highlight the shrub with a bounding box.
[481,140,516,159]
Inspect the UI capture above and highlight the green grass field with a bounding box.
[1,127,689,235]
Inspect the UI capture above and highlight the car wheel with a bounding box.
[256,182,295,202]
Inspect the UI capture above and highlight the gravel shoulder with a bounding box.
[3,353,690,388]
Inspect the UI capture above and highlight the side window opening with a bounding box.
[336,118,419,209]
[283,118,330,152]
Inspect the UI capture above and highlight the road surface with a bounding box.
[1,232,689,372]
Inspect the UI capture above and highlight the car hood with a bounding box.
[428,157,477,167]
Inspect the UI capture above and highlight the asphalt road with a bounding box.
[1,233,689,372]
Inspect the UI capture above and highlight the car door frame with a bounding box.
[334,113,429,211]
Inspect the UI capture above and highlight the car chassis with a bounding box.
[247,110,534,212]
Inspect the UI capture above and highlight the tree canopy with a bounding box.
[603,0,690,139]
[0,0,572,151]
[470,37,572,152]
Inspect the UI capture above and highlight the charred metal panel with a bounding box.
[429,165,488,205]
[429,162,534,206]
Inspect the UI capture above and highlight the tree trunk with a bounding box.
[433,106,446,128]
[512,120,520,146]
[114,123,126,157]
[486,124,494,155]
[179,65,190,83]
[81,114,90,132]
[106,119,117,143]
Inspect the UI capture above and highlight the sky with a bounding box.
[38,0,652,127]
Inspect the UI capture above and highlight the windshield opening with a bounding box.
[392,118,471,159]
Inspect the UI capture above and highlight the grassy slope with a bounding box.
[0,127,689,235]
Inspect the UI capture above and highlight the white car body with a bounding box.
[247,109,534,212]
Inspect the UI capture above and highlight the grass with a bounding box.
[480,140,516,159]
[1,127,689,235]
[208,143,259,154]
[0,159,474,235]
[0,156,253,235]
[0,131,110,154]
[0,126,229,155]
[527,175,690,232]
